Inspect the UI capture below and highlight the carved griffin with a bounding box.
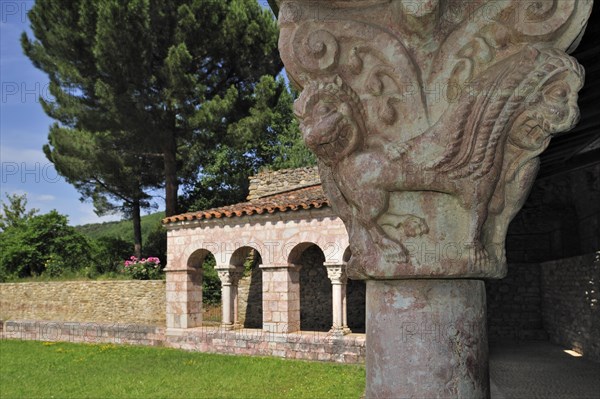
[279,0,591,278]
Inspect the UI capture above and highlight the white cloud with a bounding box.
[35,194,55,202]
[1,145,49,164]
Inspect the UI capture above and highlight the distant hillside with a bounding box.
[75,212,165,242]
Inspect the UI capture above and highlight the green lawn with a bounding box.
[0,340,365,399]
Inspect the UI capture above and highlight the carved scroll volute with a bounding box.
[277,0,591,280]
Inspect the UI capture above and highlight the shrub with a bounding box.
[122,256,163,280]
[0,210,96,280]
[93,236,133,275]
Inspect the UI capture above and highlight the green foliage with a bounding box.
[0,193,39,231]
[22,0,289,219]
[0,208,96,281]
[122,256,163,280]
[201,255,221,305]
[92,236,133,275]
[75,212,165,242]
[0,340,366,399]
[181,76,315,212]
[144,224,167,264]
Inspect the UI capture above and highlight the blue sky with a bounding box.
[0,1,274,226]
[0,1,125,225]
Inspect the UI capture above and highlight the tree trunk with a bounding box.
[163,131,178,217]
[132,200,142,258]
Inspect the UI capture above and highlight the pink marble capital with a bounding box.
[276,0,592,280]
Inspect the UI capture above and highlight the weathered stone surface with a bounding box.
[277,0,591,279]
[0,280,166,325]
[247,166,321,200]
[541,252,600,362]
[366,279,488,398]
[274,1,592,397]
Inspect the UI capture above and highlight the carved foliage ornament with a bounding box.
[278,0,592,279]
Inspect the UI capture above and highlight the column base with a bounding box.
[329,326,352,336]
[366,279,489,399]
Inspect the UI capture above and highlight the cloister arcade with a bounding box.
[163,185,365,335]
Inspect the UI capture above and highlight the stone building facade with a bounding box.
[163,167,363,336]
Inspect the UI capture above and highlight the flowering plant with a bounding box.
[123,256,162,280]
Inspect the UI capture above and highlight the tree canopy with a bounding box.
[22,0,314,253]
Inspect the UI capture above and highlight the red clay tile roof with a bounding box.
[162,184,329,224]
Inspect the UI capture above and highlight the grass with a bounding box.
[0,340,365,399]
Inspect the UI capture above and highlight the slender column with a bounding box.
[341,280,350,333]
[326,264,349,334]
[232,269,244,328]
[217,269,234,329]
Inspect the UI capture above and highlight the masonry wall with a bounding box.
[506,163,599,262]
[0,280,165,326]
[299,245,331,332]
[0,321,365,364]
[485,263,546,342]
[238,264,263,328]
[541,253,600,362]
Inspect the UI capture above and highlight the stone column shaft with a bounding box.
[217,269,235,329]
[326,264,349,334]
[366,279,488,399]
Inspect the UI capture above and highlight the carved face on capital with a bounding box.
[511,64,583,150]
[294,78,365,166]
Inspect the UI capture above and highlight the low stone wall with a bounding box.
[167,327,366,363]
[0,280,166,326]
[0,320,365,364]
[1,320,165,346]
[541,253,599,362]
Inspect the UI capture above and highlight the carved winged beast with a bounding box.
[294,46,583,277]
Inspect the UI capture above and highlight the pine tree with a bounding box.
[22,0,284,224]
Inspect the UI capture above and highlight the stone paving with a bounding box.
[490,341,600,399]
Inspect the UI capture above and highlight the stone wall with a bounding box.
[485,263,545,342]
[1,320,165,346]
[347,279,366,333]
[0,280,165,326]
[247,167,320,200]
[238,264,263,328]
[541,253,600,362]
[506,163,599,262]
[299,245,332,332]
[1,321,365,364]
[166,327,365,363]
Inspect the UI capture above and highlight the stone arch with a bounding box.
[285,233,348,265]
[187,247,214,269]
[230,246,263,329]
[186,248,221,326]
[291,243,332,332]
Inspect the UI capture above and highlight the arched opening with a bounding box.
[229,246,263,329]
[297,244,332,332]
[165,248,216,329]
[194,252,221,326]
[344,247,366,333]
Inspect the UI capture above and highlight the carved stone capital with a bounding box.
[277,0,591,279]
[217,269,234,285]
[326,264,347,284]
